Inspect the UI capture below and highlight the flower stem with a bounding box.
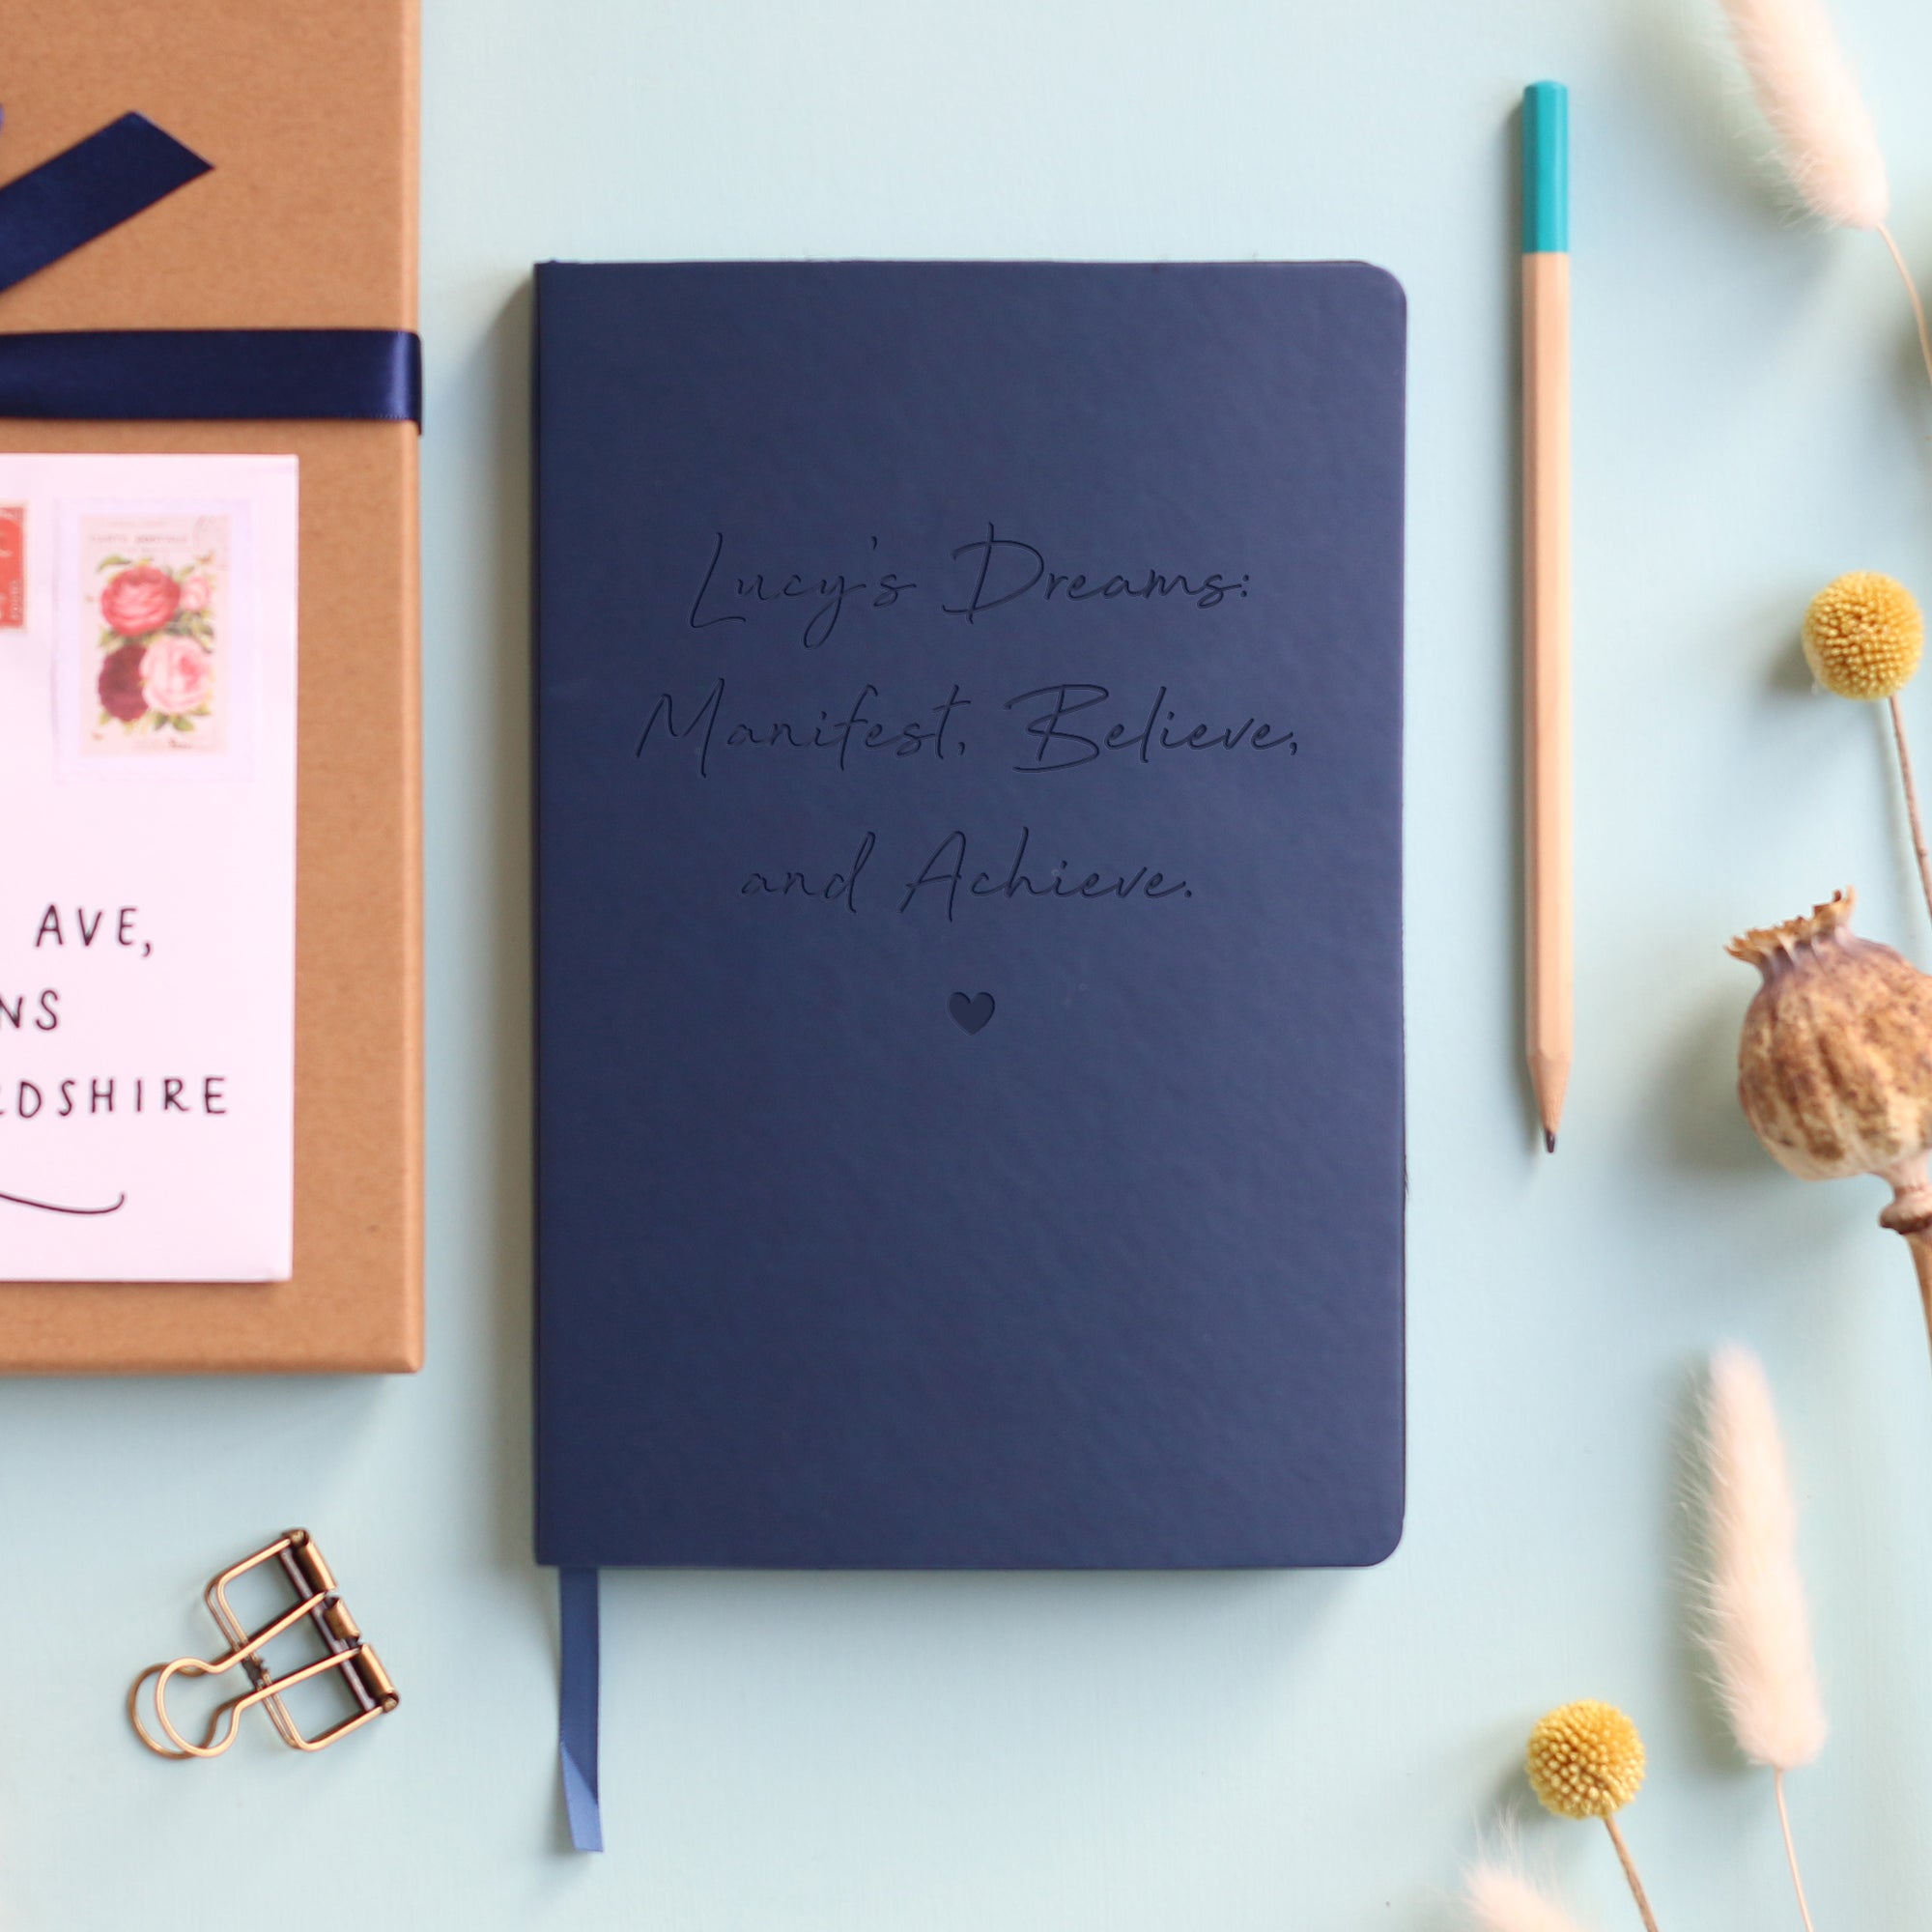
[1902,1229,1932,1377]
[1774,1771,1819,1932]
[1878,1165,1932,1374]
[1886,695,1932,932]
[1603,1815,1662,1932]
[1878,226,1932,398]
[1873,229,1932,933]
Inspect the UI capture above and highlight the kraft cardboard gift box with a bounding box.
[0,0,422,1371]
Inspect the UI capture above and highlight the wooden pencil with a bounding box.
[1522,80,1573,1152]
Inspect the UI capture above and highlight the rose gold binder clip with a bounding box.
[129,1529,399,1759]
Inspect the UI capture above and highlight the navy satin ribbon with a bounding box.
[559,1568,604,1852]
[0,113,209,296]
[0,109,421,427]
[0,329,420,422]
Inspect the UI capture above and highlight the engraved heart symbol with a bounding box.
[948,990,995,1035]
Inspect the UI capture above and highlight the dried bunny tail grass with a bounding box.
[1465,1860,1596,1932]
[1712,0,1932,714]
[1714,0,1932,504]
[1699,1346,1827,1772]
[1717,0,1888,227]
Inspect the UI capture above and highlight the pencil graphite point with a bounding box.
[1545,1129,1557,1153]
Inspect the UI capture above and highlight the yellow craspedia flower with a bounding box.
[1525,1700,1646,1819]
[1803,572,1923,699]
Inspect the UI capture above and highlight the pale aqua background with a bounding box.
[7,0,1932,1924]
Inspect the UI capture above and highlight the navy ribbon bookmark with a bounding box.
[0,108,421,427]
[559,1569,604,1852]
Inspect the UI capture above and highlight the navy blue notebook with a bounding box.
[535,262,1406,1571]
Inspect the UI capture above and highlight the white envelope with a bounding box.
[0,454,297,1282]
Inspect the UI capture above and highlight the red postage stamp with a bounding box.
[0,506,23,628]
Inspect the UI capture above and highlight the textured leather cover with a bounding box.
[536,262,1404,1567]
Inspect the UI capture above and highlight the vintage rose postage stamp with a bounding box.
[0,506,23,628]
[73,512,231,759]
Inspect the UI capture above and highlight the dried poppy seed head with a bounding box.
[1803,572,1923,699]
[1526,1701,1646,1820]
[1728,889,1932,1198]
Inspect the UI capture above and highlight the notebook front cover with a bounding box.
[536,261,1405,1569]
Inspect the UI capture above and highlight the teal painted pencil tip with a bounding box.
[1521,81,1568,254]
